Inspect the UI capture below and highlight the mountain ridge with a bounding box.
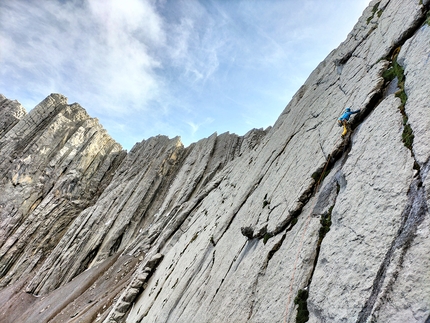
[1,0,430,322]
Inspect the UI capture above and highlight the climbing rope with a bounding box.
[283,134,345,323]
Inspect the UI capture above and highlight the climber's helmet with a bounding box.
[345,107,351,112]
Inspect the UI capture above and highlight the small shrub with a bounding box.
[366,2,381,24]
[384,46,414,151]
[263,232,272,244]
[263,194,270,208]
[382,67,396,82]
[395,90,408,107]
[319,206,333,241]
[393,62,404,84]
[383,47,404,84]
[311,171,319,181]
[291,217,298,227]
[402,124,414,150]
[294,289,309,323]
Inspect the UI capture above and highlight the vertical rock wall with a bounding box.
[126,1,430,322]
[0,0,430,322]
[0,94,26,138]
[0,94,126,291]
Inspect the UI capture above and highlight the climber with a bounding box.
[337,107,360,137]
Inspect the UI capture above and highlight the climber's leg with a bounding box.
[342,121,348,136]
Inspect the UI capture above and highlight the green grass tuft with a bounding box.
[263,232,272,245]
[319,206,333,241]
[383,47,404,83]
[372,2,381,13]
[383,46,414,151]
[382,67,396,82]
[291,217,298,227]
[395,90,408,106]
[294,289,309,323]
[402,124,414,150]
[366,2,381,24]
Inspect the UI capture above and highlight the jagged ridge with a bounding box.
[1,1,430,322]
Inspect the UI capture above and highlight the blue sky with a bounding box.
[0,0,370,150]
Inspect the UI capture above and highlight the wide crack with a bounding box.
[355,15,430,319]
[356,169,428,323]
[292,15,430,318]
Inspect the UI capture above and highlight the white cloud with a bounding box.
[166,9,222,84]
[186,121,199,135]
[0,0,371,150]
[186,117,214,136]
[0,0,166,115]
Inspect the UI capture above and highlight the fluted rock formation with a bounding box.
[1,0,430,322]
[0,94,26,138]
[0,94,126,289]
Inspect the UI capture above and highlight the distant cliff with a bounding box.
[1,1,430,322]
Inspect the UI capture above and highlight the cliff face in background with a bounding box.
[1,0,430,322]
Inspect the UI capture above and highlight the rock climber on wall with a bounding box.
[337,107,360,137]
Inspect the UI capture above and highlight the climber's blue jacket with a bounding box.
[338,108,360,121]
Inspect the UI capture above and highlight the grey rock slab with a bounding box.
[247,198,321,323]
[307,95,416,323]
[335,0,424,68]
[369,206,430,323]
[126,2,428,322]
[127,193,320,323]
[25,135,182,295]
[365,24,430,323]
[0,94,26,138]
[26,130,246,297]
[1,1,430,322]
[244,53,387,239]
[0,94,125,288]
[398,24,430,165]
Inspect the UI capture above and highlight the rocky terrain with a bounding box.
[1,0,430,322]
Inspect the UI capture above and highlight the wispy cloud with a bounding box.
[186,117,214,136]
[161,0,224,86]
[0,0,165,115]
[0,0,371,149]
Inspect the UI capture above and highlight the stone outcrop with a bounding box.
[0,94,26,138]
[1,0,430,322]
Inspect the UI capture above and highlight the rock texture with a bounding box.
[0,94,26,138]
[1,0,430,322]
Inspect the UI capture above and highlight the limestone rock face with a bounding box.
[1,1,430,322]
[0,94,26,138]
[308,95,415,323]
[0,94,126,289]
